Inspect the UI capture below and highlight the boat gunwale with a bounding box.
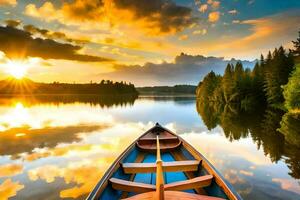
[86,124,242,200]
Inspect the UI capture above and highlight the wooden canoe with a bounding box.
[87,123,242,200]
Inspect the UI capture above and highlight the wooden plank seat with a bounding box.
[136,140,181,152]
[139,136,178,141]
[110,178,155,193]
[164,175,213,191]
[109,175,213,193]
[122,160,200,174]
[124,191,225,200]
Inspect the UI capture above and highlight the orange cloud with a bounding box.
[272,178,300,194]
[0,0,16,6]
[184,11,300,59]
[25,2,58,21]
[239,170,253,176]
[0,164,23,178]
[0,26,112,62]
[211,1,220,9]
[193,29,207,35]
[24,0,196,35]
[0,179,24,199]
[208,11,220,22]
[27,159,112,198]
[199,4,208,13]
[179,34,188,41]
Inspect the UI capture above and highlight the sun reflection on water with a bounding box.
[0,97,299,199]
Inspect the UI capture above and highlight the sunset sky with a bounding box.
[0,0,300,85]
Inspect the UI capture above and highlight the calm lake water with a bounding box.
[0,95,299,200]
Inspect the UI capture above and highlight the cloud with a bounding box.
[112,0,197,34]
[230,11,300,50]
[228,9,238,15]
[0,179,24,199]
[99,46,140,59]
[198,4,208,13]
[210,1,220,9]
[0,124,106,156]
[208,11,220,22]
[193,29,207,35]
[239,170,253,176]
[198,10,300,59]
[24,0,197,35]
[24,2,58,21]
[232,20,241,24]
[4,19,21,27]
[0,0,16,6]
[179,34,188,41]
[272,178,300,195]
[248,0,255,5]
[0,26,112,62]
[27,161,109,199]
[96,53,255,86]
[23,24,89,44]
[0,164,23,178]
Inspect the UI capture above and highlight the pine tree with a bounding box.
[283,64,300,111]
[234,62,244,82]
[263,47,294,105]
[292,30,300,57]
[222,63,235,103]
[197,71,221,102]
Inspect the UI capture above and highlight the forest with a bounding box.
[197,31,300,112]
[196,31,300,180]
[0,78,138,96]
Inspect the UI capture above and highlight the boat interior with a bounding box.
[89,124,239,200]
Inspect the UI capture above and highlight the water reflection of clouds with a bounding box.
[23,122,151,199]
[0,164,23,178]
[180,131,300,198]
[272,178,300,195]
[0,98,299,199]
[0,179,24,200]
[0,102,113,131]
[0,125,107,157]
[181,132,272,166]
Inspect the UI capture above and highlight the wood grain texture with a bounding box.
[171,151,207,195]
[110,178,155,193]
[122,160,200,173]
[155,135,165,200]
[124,191,225,200]
[137,131,181,152]
[164,175,213,191]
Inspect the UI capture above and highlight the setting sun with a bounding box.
[5,60,28,79]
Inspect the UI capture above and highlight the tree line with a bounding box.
[0,79,138,95]
[137,85,196,95]
[197,31,300,112]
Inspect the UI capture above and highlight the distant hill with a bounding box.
[137,85,196,95]
[0,78,138,95]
